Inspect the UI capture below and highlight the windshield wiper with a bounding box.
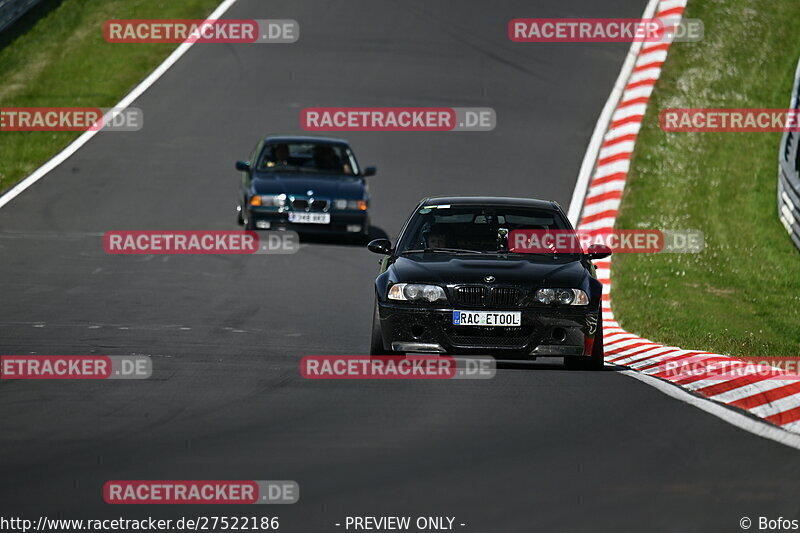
[259,165,303,172]
[481,249,571,257]
[401,248,483,255]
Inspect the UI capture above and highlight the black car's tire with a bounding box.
[565,314,605,371]
[587,316,605,370]
[370,302,393,355]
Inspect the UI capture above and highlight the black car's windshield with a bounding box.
[396,204,577,256]
[256,142,359,175]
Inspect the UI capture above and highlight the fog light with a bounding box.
[256,220,271,229]
[347,225,362,233]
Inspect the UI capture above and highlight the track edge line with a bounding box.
[0,0,240,210]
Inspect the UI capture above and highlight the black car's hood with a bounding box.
[251,172,364,198]
[390,255,588,288]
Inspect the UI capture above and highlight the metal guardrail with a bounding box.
[779,57,800,251]
[0,0,42,34]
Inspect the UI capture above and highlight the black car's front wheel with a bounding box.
[370,301,394,355]
[565,313,604,370]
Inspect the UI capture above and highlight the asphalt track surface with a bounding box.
[1,1,800,532]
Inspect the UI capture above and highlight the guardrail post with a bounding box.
[778,57,800,251]
[0,0,43,35]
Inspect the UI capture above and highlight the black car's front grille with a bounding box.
[455,286,486,306]
[444,326,534,349]
[491,287,521,306]
[453,286,521,307]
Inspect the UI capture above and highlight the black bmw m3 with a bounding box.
[367,196,611,369]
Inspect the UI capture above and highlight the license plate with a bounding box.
[288,212,330,224]
[453,310,521,327]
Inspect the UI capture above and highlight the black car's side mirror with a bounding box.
[587,243,612,260]
[235,160,251,172]
[362,166,377,177]
[367,238,392,255]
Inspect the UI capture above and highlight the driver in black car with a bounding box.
[425,228,448,249]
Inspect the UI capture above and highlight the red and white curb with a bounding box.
[574,0,800,437]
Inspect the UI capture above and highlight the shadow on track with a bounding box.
[297,225,390,248]
[496,359,626,372]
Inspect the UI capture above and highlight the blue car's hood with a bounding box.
[251,172,364,198]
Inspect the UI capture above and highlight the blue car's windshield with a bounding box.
[256,142,359,176]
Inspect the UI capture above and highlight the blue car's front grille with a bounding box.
[291,197,329,211]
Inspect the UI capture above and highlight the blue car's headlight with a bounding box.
[535,288,589,306]
[388,283,447,303]
[333,199,367,210]
[251,194,286,207]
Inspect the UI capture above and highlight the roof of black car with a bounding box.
[264,135,350,145]
[422,196,559,210]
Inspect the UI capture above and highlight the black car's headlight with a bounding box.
[535,288,589,306]
[388,283,447,303]
[333,199,367,210]
[251,194,286,207]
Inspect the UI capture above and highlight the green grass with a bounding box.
[0,0,221,192]
[614,0,800,358]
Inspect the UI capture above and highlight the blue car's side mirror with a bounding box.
[363,166,377,177]
[236,160,251,172]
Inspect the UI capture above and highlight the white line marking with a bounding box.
[570,0,800,443]
[621,370,800,450]
[0,0,240,210]
[566,0,660,224]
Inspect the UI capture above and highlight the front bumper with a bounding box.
[249,208,368,234]
[377,302,599,358]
